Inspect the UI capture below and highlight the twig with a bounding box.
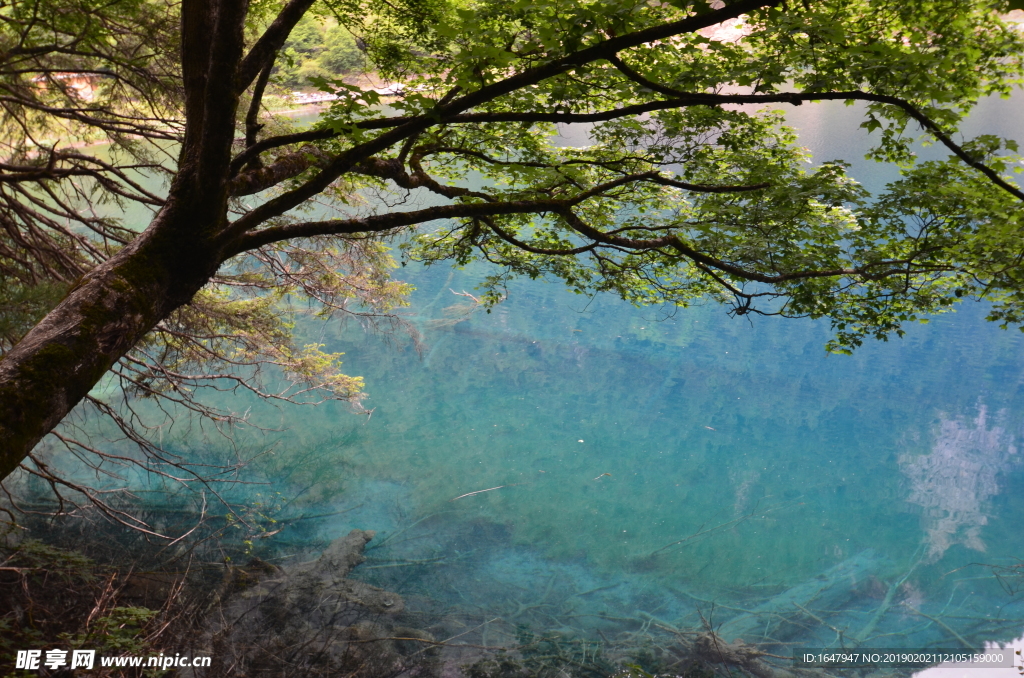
[910,609,973,649]
[369,511,455,550]
[569,582,621,598]
[793,602,845,644]
[346,636,508,650]
[647,499,798,557]
[361,557,448,570]
[450,485,510,501]
[450,288,482,304]
[408,617,503,658]
[666,586,761,615]
[853,549,923,644]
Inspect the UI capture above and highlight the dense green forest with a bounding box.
[272,15,365,89]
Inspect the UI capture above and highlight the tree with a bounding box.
[0,0,1023,492]
[0,0,180,346]
[273,14,364,87]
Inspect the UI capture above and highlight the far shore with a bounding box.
[24,85,402,154]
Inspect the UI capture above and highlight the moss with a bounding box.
[0,338,112,479]
[0,343,74,453]
[2,341,77,400]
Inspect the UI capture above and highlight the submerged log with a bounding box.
[716,549,882,643]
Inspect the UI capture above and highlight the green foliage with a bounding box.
[323,0,454,79]
[61,607,160,658]
[6,0,1024,479]
[225,491,285,555]
[1,538,96,581]
[322,25,366,73]
[273,14,365,88]
[316,0,1024,353]
[108,237,413,417]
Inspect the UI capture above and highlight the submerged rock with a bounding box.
[186,529,431,677]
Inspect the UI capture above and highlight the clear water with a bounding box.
[50,93,1024,665]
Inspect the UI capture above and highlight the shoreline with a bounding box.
[26,88,399,153]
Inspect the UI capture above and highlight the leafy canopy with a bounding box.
[303,0,1024,351]
[2,0,1024,508]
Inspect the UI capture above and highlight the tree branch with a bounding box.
[216,0,783,245]
[483,215,599,256]
[235,0,317,94]
[606,53,690,99]
[554,208,946,285]
[228,145,330,196]
[231,88,1021,210]
[230,129,337,175]
[243,55,276,167]
[224,199,570,257]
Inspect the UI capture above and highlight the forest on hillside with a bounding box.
[273,14,365,89]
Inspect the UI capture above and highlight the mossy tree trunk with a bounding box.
[0,0,251,479]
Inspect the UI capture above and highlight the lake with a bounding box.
[39,91,1024,675]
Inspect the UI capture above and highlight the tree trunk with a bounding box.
[0,0,247,481]
[0,205,225,479]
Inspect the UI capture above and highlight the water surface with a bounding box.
[52,91,1024,669]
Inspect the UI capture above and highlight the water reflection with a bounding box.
[901,405,1020,563]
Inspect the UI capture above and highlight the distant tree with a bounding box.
[1,0,1023,513]
[274,14,364,87]
[320,25,364,74]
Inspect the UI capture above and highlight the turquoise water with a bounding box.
[257,252,1024,651]
[44,93,1024,661]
